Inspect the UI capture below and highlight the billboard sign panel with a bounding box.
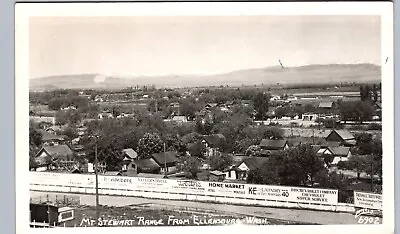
[354,191,383,210]
[245,184,338,205]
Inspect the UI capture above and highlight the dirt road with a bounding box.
[30,191,360,225]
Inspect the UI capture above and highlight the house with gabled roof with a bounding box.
[209,170,226,182]
[39,130,67,146]
[235,157,269,180]
[325,129,356,146]
[318,101,334,109]
[122,148,138,160]
[201,134,226,157]
[259,139,289,151]
[329,146,352,165]
[132,158,160,174]
[104,171,123,176]
[120,148,139,174]
[34,145,75,171]
[222,165,247,181]
[151,151,179,174]
[315,145,351,166]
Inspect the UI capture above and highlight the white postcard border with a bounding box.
[15,2,394,234]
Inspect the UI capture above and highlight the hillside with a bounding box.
[29,63,381,91]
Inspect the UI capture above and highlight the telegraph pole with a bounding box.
[163,143,167,178]
[370,159,374,192]
[95,139,99,226]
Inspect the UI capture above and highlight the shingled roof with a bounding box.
[240,157,269,171]
[202,134,226,148]
[319,102,334,108]
[259,139,288,150]
[39,130,66,142]
[35,145,74,165]
[329,146,351,156]
[328,130,355,140]
[151,151,178,165]
[122,148,138,159]
[133,158,160,170]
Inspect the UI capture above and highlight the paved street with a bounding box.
[31,191,360,225]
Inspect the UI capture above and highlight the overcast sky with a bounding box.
[29,15,381,79]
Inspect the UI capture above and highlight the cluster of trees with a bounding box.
[338,132,382,180]
[55,110,82,125]
[247,144,334,187]
[146,89,269,121]
[30,89,82,105]
[360,84,380,103]
[246,144,353,202]
[79,105,285,170]
[272,103,323,119]
[48,96,89,111]
[339,100,375,123]
[81,112,195,170]
[29,121,43,169]
[196,88,260,103]
[176,151,234,180]
[197,110,284,153]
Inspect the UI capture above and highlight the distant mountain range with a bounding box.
[29,63,381,91]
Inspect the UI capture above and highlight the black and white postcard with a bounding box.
[15,2,394,234]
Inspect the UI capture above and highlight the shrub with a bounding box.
[348,125,366,131]
[367,123,382,130]
[337,161,350,170]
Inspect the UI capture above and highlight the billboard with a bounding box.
[170,180,206,195]
[29,172,339,205]
[206,182,247,198]
[135,177,170,193]
[99,176,134,189]
[30,172,94,188]
[354,191,383,210]
[245,184,338,205]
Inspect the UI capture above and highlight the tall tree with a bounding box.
[177,155,202,179]
[246,144,326,186]
[372,84,378,103]
[339,101,374,123]
[346,155,369,179]
[209,152,233,171]
[365,85,371,101]
[137,133,164,159]
[247,159,281,185]
[360,85,365,101]
[253,92,270,121]
[279,144,326,186]
[29,121,42,147]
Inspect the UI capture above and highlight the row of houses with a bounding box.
[32,144,180,176]
[209,129,356,182]
[31,127,357,183]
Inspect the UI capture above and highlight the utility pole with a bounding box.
[164,143,167,178]
[155,98,158,114]
[312,126,315,144]
[370,159,374,192]
[95,138,99,226]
